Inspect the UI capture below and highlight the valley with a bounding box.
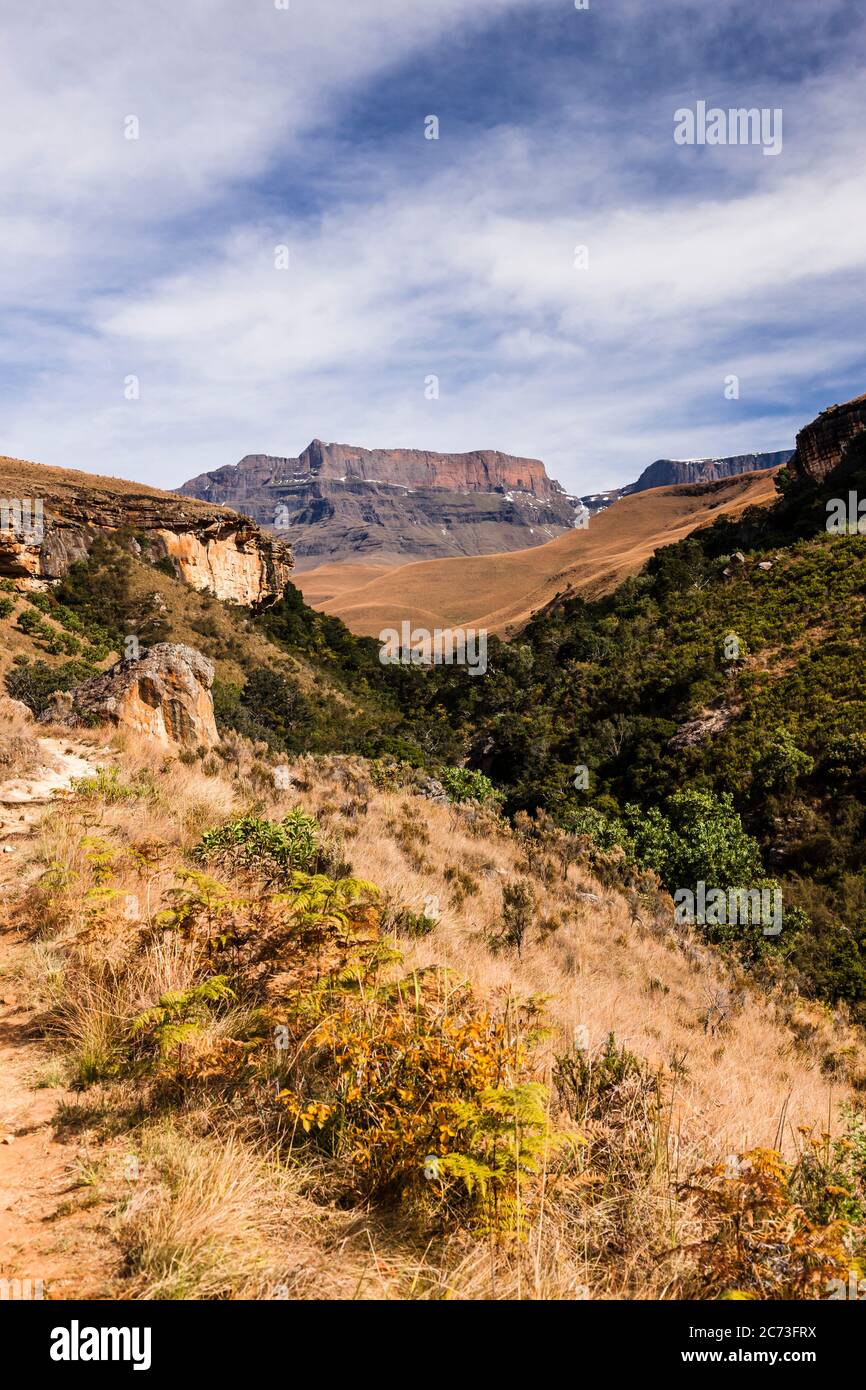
[295,467,779,636]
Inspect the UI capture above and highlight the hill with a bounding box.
[1,710,861,1299]
[392,395,866,1024]
[295,469,780,637]
[0,454,292,606]
[2,401,866,1303]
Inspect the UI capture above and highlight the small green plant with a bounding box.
[196,810,324,881]
[390,907,438,938]
[554,1032,649,1121]
[497,877,537,957]
[130,977,236,1063]
[440,766,504,806]
[70,766,143,803]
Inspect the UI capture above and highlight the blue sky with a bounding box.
[2,0,866,493]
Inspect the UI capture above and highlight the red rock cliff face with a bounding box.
[177,440,576,568]
[298,440,562,498]
[788,393,866,484]
[180,439,565,503]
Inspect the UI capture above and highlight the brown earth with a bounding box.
[294,469,780,637]
[0,732,120,1299]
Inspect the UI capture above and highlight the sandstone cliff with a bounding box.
[40,643,219,748]
[179,440,577,569]
[788,393,866,484]
[0,456,292,604]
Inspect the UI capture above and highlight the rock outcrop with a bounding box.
[40,643,219,748]
[787,393,866,484]
[580,452,789,516]
[0,456,293,604]
[629,451,792,493]
[179,440,578,569]
[181,439,566,503]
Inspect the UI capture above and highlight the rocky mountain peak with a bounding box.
[178,441,577,568]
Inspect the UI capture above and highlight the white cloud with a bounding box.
[3,0,866,493]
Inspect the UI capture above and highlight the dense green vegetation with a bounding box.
[403,439,866,1016]
[4,537,463,762]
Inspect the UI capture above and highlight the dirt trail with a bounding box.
[0,734,117,1299]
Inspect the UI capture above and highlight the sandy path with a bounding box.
[0,734,117,1299]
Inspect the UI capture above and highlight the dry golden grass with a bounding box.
[295,471,780,637]
[0,454,235,517]
[3,726,863,1300]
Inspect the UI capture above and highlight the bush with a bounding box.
[5,657,99,715]
[497,877,538,957]
[654,790,764,890]
[196,810,326,881]
[440,766,504,806]
[389,908,438,938]
[757,728,814,793]
[278,972,558,1228]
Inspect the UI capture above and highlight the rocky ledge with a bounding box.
[788,392,866,484]
[0,455,293,605]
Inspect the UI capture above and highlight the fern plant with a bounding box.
[129,977,235,1062]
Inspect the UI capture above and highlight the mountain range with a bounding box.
[178,441,791,569]
[178,440,576,570]
[293,470,779,637]
[579,449,792,515]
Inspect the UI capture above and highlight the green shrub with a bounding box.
[440,766,504,805]
[5,657,99,715]
[196,810,325,881]
[389,908,438,938]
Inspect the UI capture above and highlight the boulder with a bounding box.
[39,643,219,748]
[668,704,736,751]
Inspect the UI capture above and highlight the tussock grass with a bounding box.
[116,1129,281,1300]
[5,728,865,1299]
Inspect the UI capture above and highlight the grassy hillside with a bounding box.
[1,718,863,1299]
[408,442,866,1020]
[2,457,866,1300]
[294,469,779,637]
[1,538,463,765]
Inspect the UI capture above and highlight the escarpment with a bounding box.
[0,456,293,605]
[788,392,866,484]
[179,439,578,568]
